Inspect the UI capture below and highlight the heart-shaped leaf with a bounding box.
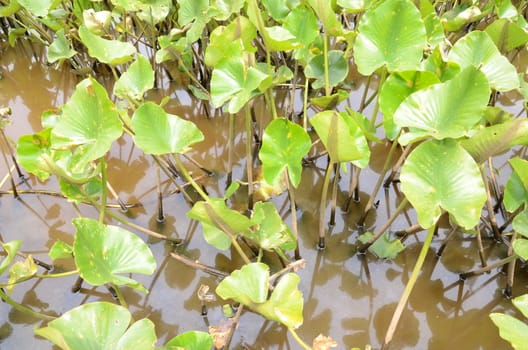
[260,273,304,328]
[47,29,77,64]
[132,102,204,155]
[358,232,405,259]
[353,0,426,75]
[400,139,486,229]
[305,50,349,89]
[49,240,73,261]
[7,256,37,293]
[485,18,528,52]
[164,331,214,350]
[259,118,311,187]
[114,54,154,100]
[210,57,269,114]
[187,199,254,250]
[51,77,123,172]
[78,25,136,65]
[216,262,269,305]
[17,0,54,17]
[73,218,156,293]
[311,111,370,166]
[379,70,440,140]
[448,30,519,91]
[246,202,295,251]
[35,302,156,350]
[394,67,490,145]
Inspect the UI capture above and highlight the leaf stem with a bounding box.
[111,283,128,308]
[173,154,209,201]
[0,288,55,321]
[289,327,312,350]
[383,224,435,347]
[36,269,79,279]
[318,160,334,249]
[99,157,107,223]
[245,104,254,210]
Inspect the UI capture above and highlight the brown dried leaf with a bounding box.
[209,320,234,349]
[313,334,338,350]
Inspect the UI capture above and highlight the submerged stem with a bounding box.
[383,224,435,348]
[0,288,55,321]
[318,160,334,249]
[245,104,254,210]
[289,328,312,350]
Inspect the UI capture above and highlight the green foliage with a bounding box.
[216,262,304,328]
[73,218,156,293]
[78,25,136,65]
[132,102,204,155]
[113,54,154,101]
[490,294,528,350]
[353,0,426,75]
[163,331,214,350]
[259,118,311,187]
[35,302,157,350]
[400,139,486,229]
[358,232,405,259]
[47,29,77,64]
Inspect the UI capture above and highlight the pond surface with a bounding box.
[0,45,526,349]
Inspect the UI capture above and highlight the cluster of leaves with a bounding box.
[1,0,528,348]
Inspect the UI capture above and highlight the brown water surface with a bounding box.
[0,45,526,349]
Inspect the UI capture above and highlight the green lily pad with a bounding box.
[400,139,486,229]
[114,54,154,100]
[47,29,77,64]
[490,312,528,350]
[513,209,528,239]
[306,0,343,36]
[187,199,254,250]
[210,57,269,114]
[7,256,36,293]
[283,5,319,47]
[132,102,204,155]
[78,25,136,65]
[59,177,102,203]
[353,0,426,75]
[485,18,528,52]
[460,119,528,164]
[17,128,55,181]
[216,262,304,328]
[358,232,405,259]
[51,77,123,172]
[164,331,214,350]
[305,50,349,89]
[514,294,528,319]
[73,218,156,293]
[246,202,295,251]
[448,30,519,92]
[420,0,444,48]
[216,262,269,305]
[394,67,490,145]
[513,238,528,260]
[310,111,370,165]
[379,70,440,140]
[35,302,156,350]
[259,118,311,187]
[441,4,482,32]
[0,241,21,276]
[177,0,208,43]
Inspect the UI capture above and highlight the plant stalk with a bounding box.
[383,224,435,348]
[318,160,334,249]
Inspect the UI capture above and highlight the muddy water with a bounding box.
[0,45,526,349]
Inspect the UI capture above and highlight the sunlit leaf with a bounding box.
[246,202,295,251]
[7,256,37,293]
[504,158,528,212]
[114,54,154,100]
[338,0,375,13]
[78,25,136,65]
[419,0,444,48]
[394,67,490,145]
[73,218,156,293]
[261,273,304,328]
[460,119,528,164]
[283,4,319,47]
[513,238,528,260]
[17,0,54,17]
[379,70,440,140]
[132,102,204,155]
[358,232,405,259]
[448,30,519,91]
[51,77,123,171]
[400,139,486,229]
[187,199,254,250]
[353,0,426,75]
[49,240,73,261]
[17,128,55,181]
[35,302,156,350]
[59,177,102,203]
[441,5,482,32]
[305,50,349,89]
[164,331,214,350]
[306,0,343,36]
[0,241,21,276]
[490,313,528,350]
[178,0,208,43]
[82,9,111,35]
[514,294,528,319]
[422,46,461,82]
[259,118,311,187]
[47,29,77,64]
[210,57,269,113]
[485,18,528,52]
[311,111,370,165]
[209,0,245,21]
[216,262,269,305]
